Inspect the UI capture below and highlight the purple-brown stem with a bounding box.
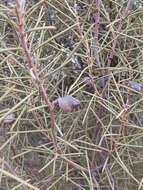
[108,0,133,64]
[94,0,101,65]
[15,0,58,150]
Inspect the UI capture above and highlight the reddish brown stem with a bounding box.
[94,0,101,65]
[108,0,133,64]
[15,0,58,150]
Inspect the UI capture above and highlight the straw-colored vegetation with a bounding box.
[0,0,143,190]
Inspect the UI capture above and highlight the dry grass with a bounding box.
[0,0,143,190]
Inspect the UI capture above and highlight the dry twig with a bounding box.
[15,0,58,150]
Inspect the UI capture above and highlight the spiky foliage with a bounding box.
[0,1,143,190]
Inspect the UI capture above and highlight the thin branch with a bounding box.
[15,0,58,150]
[94,0,101,65]
[108,0,133,64]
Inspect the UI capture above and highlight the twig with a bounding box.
[108,0,133,64]
[0,158,28,190]
[15,0,58,150]
[94,0,101,65]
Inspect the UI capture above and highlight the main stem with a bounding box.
[15,0,58,150]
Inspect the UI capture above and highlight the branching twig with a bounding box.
[0,158,28,190]
[108,0,133,64]
[15,0,58,150]
[94,0,101,65]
